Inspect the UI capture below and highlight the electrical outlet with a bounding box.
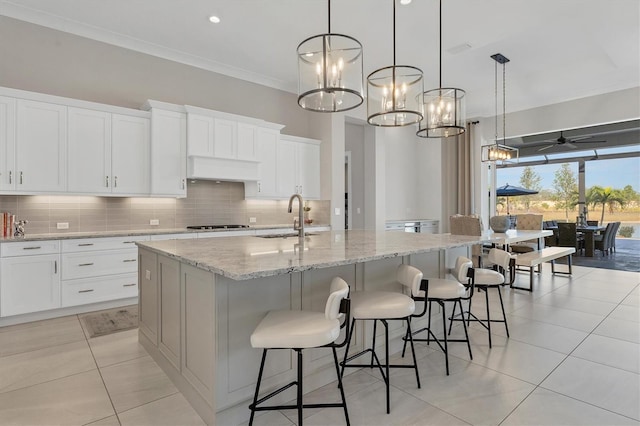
[57,222,69,229]
[334,207,341,216]
[149,219,160,226]
[249,217,257,223]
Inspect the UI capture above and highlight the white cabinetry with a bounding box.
[0,96,16,191]
[67,110,150,195]
[185,106,283,182]
[16,99,67,192]
[60,236,148,308]
[244,127,280,198]
[0,240,61,317]
[67,107,111,194]
[147,104,187,197]
[111,114,150,195]
[277,135,321,199]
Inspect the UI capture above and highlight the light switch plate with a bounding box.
[57,222,69,229]
[334,207,341,215]
[249,217,257,223]
[145,270,151,280]
[150,219,159,226]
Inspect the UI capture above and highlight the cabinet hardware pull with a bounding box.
[23,246,41,250]
[78,263,94,267]
[19,171,23,184]
[123,283,136,287]
[182,178,185,189]
[258,182,261,192]
[114,176,118,187]
[78,243,94,246]
[8,170,11,184]
[78,289,94,293]
[123,241,135,244]
[54,260,57,274]
[106,176,109,187]
[123,259,136,263]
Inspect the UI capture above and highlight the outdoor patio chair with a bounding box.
[557,222,585,254]
[595,222,619,255]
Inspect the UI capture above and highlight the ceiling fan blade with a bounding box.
[566,142,578,149]
[568,135,593,142]
[537,144,555,152]
[574,139,607,144]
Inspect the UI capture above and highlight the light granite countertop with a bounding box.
[137,230,499,280]
[0,224,329,243]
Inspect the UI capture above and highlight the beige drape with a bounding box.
[442,122,475,231]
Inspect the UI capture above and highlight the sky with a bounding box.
[497,157,640,191]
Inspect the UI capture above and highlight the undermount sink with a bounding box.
[256,233,318,239]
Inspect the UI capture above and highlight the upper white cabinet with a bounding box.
[277,135,321,199]
[146,102,187,197]
[67,107,112,194]
[16,99,67,192]
[185,106,283,182]
[0,96,16,191]
[244,127,280,198]
[111,114,150,195]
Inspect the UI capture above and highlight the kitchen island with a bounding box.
[136,230,495,425]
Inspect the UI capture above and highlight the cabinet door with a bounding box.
[276,138,297,196]
[112,114,150,195]
[150,109,186,197]
[67,107,111,194]
[297,142,321,199]
[186,113,214,157]
[236,122,257,161]
[138,248,158,344]
[16,100,67,192]
[1,254,60,317]
[246,128,279,198]
[213,117,237,159]
[0,96,16,191]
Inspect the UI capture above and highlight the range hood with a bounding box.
[187,156,260,182]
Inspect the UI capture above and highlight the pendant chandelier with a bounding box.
[367,0,423,127]
[417,0,465,138]
[297,0,364,113]
[481,53,519,163]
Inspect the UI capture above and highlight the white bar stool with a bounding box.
[402,257,475,375]
[340,264,424,414]
[248,277,351,426]
[453,248,514,348]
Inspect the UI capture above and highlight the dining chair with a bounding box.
[510,214,543,253]
[557,222,585,254]
[595,222,618,255]
[450,214,484,267]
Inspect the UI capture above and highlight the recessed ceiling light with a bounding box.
[209,15,220,24]
[400,0,412,5]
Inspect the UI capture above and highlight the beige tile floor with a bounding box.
[0,264,638,426]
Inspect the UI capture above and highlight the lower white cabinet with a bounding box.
[1,242,61,317]
[61,274,138,308]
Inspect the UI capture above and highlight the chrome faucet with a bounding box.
[287,193,304,238]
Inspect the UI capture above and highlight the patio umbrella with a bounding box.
[496,183,539,215]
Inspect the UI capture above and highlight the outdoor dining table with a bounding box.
[546,224,606,257]
[577,225,607,257]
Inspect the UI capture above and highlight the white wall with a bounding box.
[345,122,365,229]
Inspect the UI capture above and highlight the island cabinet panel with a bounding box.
[159,256,181,370]
[182,264,215,406]
[215,274,298,410]
[138,249,158,345]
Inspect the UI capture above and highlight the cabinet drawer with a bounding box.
[61,235,149,253]
[61,274,138,307]
[1,240,60,257]
[62,249,138,279]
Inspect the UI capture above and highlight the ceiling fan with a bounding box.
[537,131,606,152]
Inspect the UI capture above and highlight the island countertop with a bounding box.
[136,230,495,280]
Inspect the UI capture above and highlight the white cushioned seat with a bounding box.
[350,290,415,319]
[473,268,504,286]
[416,278,468,299]
[251,310,340,349]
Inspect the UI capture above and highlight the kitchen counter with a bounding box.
[136,229,490,281]
[137,229,492,424]
[0,223,329,242]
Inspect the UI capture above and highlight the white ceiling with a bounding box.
[1,0,639,118]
